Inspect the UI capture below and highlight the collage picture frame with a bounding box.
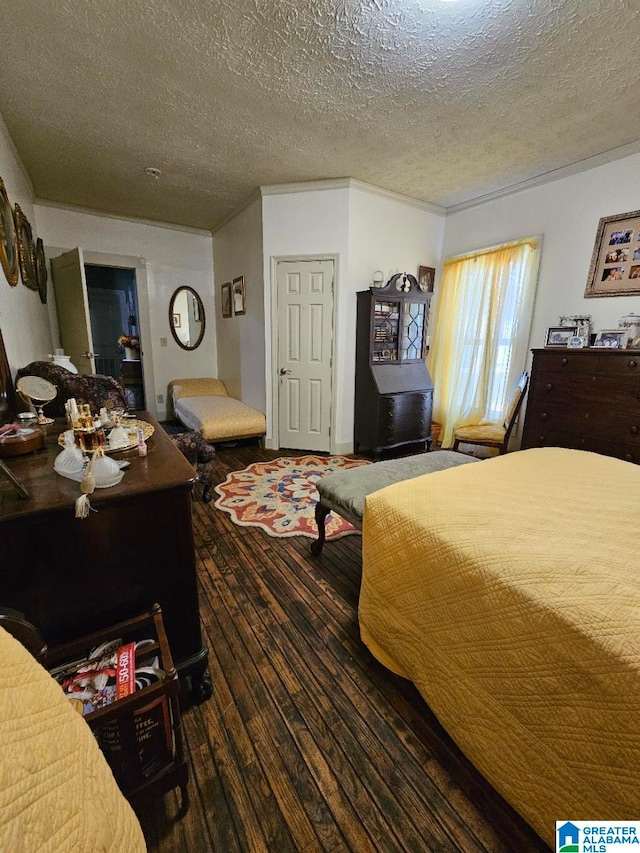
[585,208,640,298]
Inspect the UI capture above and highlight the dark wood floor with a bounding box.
[137,442,550,852]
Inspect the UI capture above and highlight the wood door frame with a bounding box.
[48,248,157,418]
[83,251,156,417]
[269,254,339,453]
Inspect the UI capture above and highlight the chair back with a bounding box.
[502,371,529,442]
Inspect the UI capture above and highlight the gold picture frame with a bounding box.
[0,177,18,286]
[14,203,37,291]
[232,276,246,316]
[585,208,640,298]
[221,282,232,318]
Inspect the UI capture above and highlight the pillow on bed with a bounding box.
[170,378,228,406]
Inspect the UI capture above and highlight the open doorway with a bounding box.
[85,264,145,409]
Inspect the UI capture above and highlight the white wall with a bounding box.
[262,186,350,449]
[443,152,640,366]
[212,197,265,410]
[0,117,54,378]
[34,204,216,420]
[347,184,445,446]
[262,182,445,452]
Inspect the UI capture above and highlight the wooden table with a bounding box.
[0,413,211,701]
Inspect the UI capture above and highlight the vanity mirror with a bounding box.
[169,287,205,350]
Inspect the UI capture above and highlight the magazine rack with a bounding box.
[47,603,189,815]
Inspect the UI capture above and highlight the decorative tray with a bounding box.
[58,418,155,454]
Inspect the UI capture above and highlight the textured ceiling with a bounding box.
[0,0,639,230]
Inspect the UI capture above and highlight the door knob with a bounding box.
[80,352,98,358]
[279,368,291,375]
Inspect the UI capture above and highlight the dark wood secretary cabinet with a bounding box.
[355,277,433,454]
[521,348,640,463]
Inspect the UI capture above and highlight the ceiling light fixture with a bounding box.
[144,166,161,178]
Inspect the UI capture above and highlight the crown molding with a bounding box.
[33,197,213,236]
[211,188,262,234]
[446,139,640,216]
[259,177,445,215]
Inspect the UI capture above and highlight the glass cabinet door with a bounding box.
[372,299,401,362]
[401,302,427,361]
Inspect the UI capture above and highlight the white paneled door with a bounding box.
[276,259,334,452]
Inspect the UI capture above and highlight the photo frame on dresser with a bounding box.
[544,326,577,347]
[585,208,640,297]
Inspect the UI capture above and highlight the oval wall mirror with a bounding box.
[169,287,206,350]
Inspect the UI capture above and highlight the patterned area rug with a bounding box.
[214,454,371,539]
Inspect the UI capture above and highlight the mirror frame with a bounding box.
[169,286,206,350]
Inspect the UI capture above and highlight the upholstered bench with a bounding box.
[310,450,480,555]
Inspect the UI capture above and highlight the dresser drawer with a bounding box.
[522,428,640,462]
[524,401,640,443]
[531,351,600,373]
[595,352,640,376]
[379,392,432,444]
[530,370,640,409]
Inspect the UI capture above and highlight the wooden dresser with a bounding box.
[521,348,640,463]
[0,413,211,700]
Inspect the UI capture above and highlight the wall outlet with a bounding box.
[160,337,167,347]
[156,394,164,404]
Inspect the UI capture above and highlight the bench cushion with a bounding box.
[175,395,266,442]
[316,450,479,529]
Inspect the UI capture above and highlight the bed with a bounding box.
[359,447,640,847]
[0,624,145,852]
[170,377,266,444]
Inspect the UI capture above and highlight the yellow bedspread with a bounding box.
[360,447,640,846]
[0,627,146,853]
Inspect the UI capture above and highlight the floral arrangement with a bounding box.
[118,335,140,349]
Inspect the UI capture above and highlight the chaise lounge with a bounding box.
[170,378,266,445]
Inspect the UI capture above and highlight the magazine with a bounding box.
[51,638,162,716]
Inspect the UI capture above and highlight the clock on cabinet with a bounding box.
[355,274,433,455]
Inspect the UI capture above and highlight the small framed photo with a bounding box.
[585,208,640,297]
[172,312,181,328]
[417,265,435,293]
[593,329,629,349]
[221,282,232,318]
[545,326,577,347]
[567,335,587,349]
[232,276,246,316]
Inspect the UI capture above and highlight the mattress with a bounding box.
[359,447,640,846]
[0,626,146,853]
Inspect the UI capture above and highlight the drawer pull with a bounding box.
[631,426,639,435]
[545,383,553,391]
[540,412,548,420]
[629,360,638,369]
[561,357,568,366]
[625,453,633,462]
[538,436,545,443]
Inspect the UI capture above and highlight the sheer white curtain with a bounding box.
[427,237,540,448]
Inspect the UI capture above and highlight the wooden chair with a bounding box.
[452,371,529,455]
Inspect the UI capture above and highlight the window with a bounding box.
[427,237,540,448]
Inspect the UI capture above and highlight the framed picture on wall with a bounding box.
[0,177,18,287]
[221,282,232,318]
[585,208,640,297]
[232,276,246,316]
[418,265,435,293]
